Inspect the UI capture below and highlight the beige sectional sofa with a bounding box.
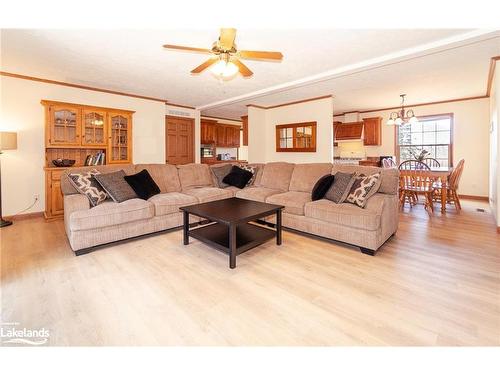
[61,162,399,256]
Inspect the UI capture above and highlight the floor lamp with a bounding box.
[0,131,17,227]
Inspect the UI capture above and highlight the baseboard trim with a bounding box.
[458,195,489,201]
[3,211,44,222]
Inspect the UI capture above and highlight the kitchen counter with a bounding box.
[201,159,247,165]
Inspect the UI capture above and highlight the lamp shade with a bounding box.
[0,132,17,151]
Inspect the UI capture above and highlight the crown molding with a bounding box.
[486,56,500,97]
[201,115,242,122]
[247,95,332,110]
[197,30,500,111]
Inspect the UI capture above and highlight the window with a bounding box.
[396,114,453,167]
[276,122,317,152]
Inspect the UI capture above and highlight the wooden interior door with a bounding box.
[165,116,195,165]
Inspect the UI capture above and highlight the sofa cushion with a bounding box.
[239,164,259,186]
[266,191,312,215]
[178,163,213,190]
[247,163,265,186]
[304,199,380,231]
[69,198,154,231]
[148,192,198,216]
[223,166,254,189]
[135,164,181,193]
[288,163,333,192]
[331,165,399,195]
[68,169,108,207]
[235,187,282,203]
[61,164,135,196]
[124,169,161,200]
[344,172,381,208]
[211,163,233,188]
[312,174,335,201]
[259,162,295,191]
[94,170,138,203]
[183,187,233,203]
[324,172,355,203]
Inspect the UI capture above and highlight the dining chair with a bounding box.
[422,158,441,168]
[398,160,431,170]
[399,170,436,212]
[382,158,397,168]
[432,159,465,210]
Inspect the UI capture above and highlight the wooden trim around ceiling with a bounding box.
[335,95,488,116]
[167,102,196,110]
[201,115,242,123]
[247,95,333,110]
[486,56,500,97]
[1,71,169,103]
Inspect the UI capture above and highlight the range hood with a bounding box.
[334,112,364,142]
[334,122,364,141]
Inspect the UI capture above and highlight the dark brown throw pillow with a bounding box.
[222,166,253,189]
[311,174,335,201]
[211,164,233,188]
[345,172,381,208]
[124,169,161,200]
[94,170,138,203]
[324,172,355,203]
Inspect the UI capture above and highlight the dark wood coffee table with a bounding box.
[179,197,284,269]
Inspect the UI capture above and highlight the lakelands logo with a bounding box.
[1,322,50,345]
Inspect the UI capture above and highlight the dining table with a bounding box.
[399,166,454,213]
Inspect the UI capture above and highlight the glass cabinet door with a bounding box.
[108,113,132,163]
[82,110,107,147]
[49,106,81,146]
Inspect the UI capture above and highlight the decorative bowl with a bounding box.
[52,159,76,168]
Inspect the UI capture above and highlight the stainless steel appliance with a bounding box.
[201,143,215,158]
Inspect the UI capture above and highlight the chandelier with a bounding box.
[386,94,418,126]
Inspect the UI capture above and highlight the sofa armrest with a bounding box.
[365,193,399,239]
[64,194,90,236]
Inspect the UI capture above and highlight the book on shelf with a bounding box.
[84,151,106,166]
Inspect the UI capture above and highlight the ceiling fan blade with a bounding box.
[232,58,253,77]
[238,50,283,60]
[191,57,219,74]
[219,28,237,50]
[163,44,211,54]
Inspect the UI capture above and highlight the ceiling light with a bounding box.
[210,59,239,79]
[386,94,418,126]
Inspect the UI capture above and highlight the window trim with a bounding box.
[394,113,454,167]
[275,121,317,152]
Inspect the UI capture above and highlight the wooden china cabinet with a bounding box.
[42,100,134,219]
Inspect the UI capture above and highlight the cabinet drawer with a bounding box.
[51,169,65,181]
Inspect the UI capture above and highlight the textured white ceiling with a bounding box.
[1,29,498,119]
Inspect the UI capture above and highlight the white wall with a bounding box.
[489,62,499,225]
[335,98,491,197]
[0,76,167,216]
[248,97,334,163]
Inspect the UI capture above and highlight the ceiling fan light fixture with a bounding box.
[210,59,239,79]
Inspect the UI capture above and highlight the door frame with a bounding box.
[165,115,195,165]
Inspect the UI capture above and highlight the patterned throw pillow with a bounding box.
[239,164,258,186]
[345,172,382,208]
[68,169,107,207]
[324,172,355,203]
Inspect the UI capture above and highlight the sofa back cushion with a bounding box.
[135,164,181,193]
[61,164,135,196]
[246,163,265,186]
[288,163,333,193]
[177,163,213,190]
[259,162,295,191]
[331,165,399,195]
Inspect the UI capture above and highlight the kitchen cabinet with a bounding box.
[241,115,248,146]
[363,117,382,146]
[215,124,240,147]
[201,119,217,144]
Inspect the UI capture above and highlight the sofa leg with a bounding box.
[360,247,376,256]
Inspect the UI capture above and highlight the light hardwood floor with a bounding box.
[1,200,499,346]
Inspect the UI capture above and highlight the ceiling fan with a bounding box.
[163,28,283,79]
